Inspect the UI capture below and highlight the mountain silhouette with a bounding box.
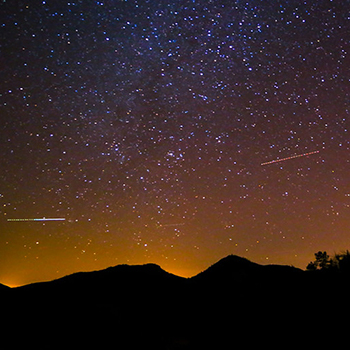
[12,263,186,309]
[190,254,305,301]
[0,282,10,291]
[192,254,303,281]
[10,255,303,306]
[3,255,350,348]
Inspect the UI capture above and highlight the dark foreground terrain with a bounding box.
[2,255,349,348]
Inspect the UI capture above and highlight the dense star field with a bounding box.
[1,0,349,286]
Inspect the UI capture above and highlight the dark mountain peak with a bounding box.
[102,262,183,281]
[49,262,173,283]
[13,261,186,304]
[107,262,163,272]
[193,254,261,280]
[191,255,304,290]
[212,254,259,269]
[142,263,163,269]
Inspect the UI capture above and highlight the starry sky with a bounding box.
[1,0,349,286]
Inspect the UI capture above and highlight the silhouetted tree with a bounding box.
[307,250,350,273]
[306,261,317,271]
[306,251,330,271]
[336,250,350,272]
[315,251,329,269]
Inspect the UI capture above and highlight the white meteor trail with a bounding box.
[7,217,66,222]
[261,150,320,166]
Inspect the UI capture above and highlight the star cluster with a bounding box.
[1,0,349,285]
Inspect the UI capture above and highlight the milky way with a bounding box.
[1,0,349,285]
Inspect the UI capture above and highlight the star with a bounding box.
[0,0,349,286]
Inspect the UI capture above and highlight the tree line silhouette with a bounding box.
[306,250,350,272]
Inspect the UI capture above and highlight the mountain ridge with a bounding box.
[0,282,10,291]
[2,254,349,348]
[6,254,301,290]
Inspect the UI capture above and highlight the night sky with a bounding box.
[1,0,349,286]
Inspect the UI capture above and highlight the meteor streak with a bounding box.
[261,150,320,166]
[156,223,185,228]
[7,217,66,222]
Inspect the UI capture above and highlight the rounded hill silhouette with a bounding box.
[2,255,350,349]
